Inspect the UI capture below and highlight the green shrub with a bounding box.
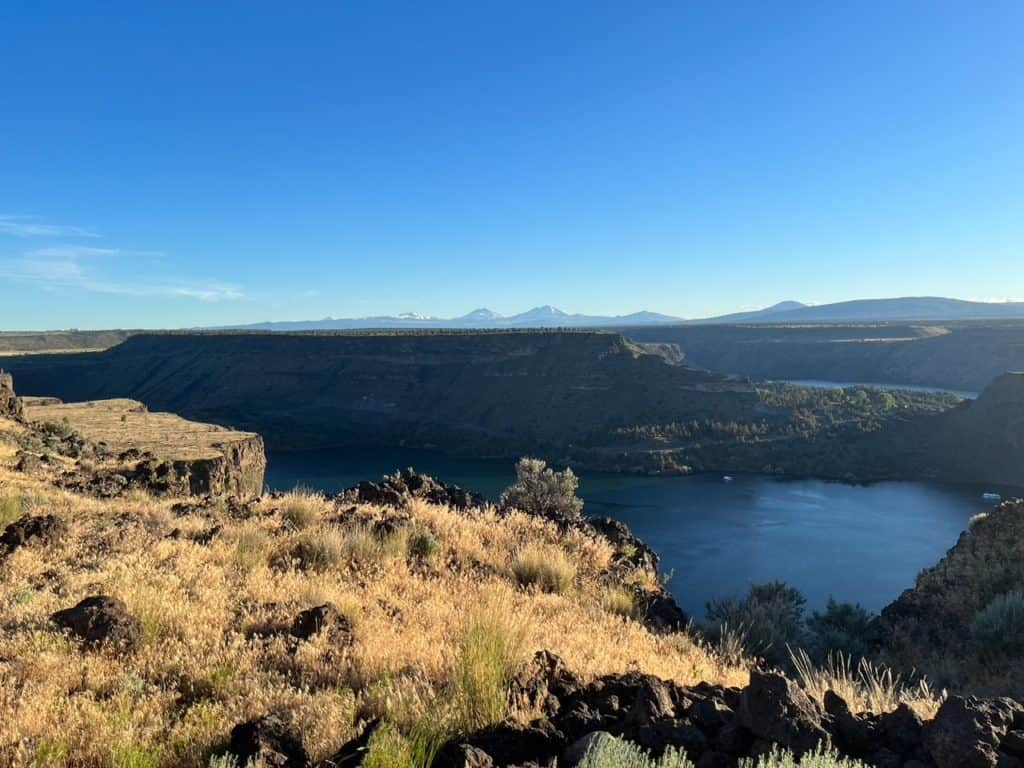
[281,492,322,530]
[705,581,807,668]
[972,590,1024,660]
[0,494,23,527]
[578,733,694,768]
[806,599,879,663]
[233,525,270,572]
[452,612,523,731]
[500,457,584,520]
[601,586,637,619]
[408,527,439,560]
[291,528,344,571]
[511,543,575,594]
[362,720,446,768]
[740,744,869,767]
[33,738,70,768]
[364,723,414,768]
[110,745,162,768]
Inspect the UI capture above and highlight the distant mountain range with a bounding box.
[222,305,685,331]
[695,297,1024,325]
[220,297,1024,331]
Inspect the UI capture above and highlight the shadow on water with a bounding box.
[267,447,1004,619]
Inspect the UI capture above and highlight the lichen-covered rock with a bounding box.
[51,595,144,651]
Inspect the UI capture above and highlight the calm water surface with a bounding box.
[267,447,1002,618]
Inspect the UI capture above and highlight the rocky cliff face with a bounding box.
[880,499,1024,695]
[0,372,23,419]
[5,331,1021,485]
[626,322,1024,393]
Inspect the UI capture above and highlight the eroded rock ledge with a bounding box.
[9,376,265,498]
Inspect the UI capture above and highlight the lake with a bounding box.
[266,447,1000,619]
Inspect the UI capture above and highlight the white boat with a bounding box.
[723,475,734,482]
[982,492,1002,502]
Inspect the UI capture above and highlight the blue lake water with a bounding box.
[266,447,1003,618]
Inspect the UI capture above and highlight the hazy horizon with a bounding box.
[3,3,1022,330]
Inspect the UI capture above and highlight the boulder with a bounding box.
[461,720,564,766]
[509,650,582,719]
[228,713,310,768]
[923,696,1019,768]
[289,602,352,643]
[51,595,144,651]
[737,671,830,752]
[1,514,67,554]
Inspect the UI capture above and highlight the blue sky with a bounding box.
[2,1,1022,329]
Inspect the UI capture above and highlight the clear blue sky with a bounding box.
[2,1,1022,329]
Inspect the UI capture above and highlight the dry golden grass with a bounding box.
[791,648,945,718]
[0,417,749,767]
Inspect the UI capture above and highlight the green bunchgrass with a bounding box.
[451,610,524,731]
[511,543,575,594]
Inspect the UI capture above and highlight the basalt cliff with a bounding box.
[4,331,1023,487]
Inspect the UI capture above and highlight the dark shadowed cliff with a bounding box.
[5,331,1022,485]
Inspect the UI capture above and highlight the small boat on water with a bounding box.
[723,475,734,483]
[983,492,1002,502]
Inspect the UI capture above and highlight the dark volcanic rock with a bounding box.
[289,602,352,644]
[924,696,1021,768]
[737,671,830,752]
[341,468,487,511]
[51,595,144,651]
[510,650,583,719]
[229,713,310,768]
[1,514,67,554]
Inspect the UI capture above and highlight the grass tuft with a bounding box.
[511,543,575,594]
[452,608,525,732]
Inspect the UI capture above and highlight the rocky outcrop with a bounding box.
[340,467,486,510]
[51,595,144,651]
[18,396,267,498]
[879,500,1024,694]
[0,372,23,419]
[399,651,1024,767]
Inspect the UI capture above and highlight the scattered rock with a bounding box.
[51,595,144,651]
[228,713,310,768]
